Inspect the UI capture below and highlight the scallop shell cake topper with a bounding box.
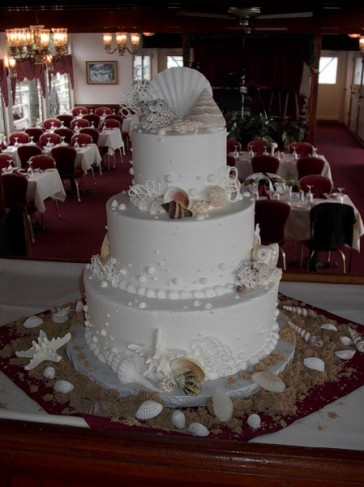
[185,88,226,129]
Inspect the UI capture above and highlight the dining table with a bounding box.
[234,151,333,183]
[2,143,38,169]
[97,127,124,157]
[27,168,66,213]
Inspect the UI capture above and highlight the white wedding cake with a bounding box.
[83,68,281,397]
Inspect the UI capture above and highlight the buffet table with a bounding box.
[0,259,363,486]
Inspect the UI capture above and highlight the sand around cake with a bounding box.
[0,296,362,441]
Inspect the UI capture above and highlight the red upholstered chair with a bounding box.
[251,155,280,174]
[104,114,124,125]
[227,154,236,167]
[0,154,14,169]
[254,199,291,270]
[71,106,89,117]
[94,106,112,116]
[54,127,74,144]
[79,127,99,145]
[296,157,325,179]
[71,133,93,146]
[42,118,62,130]
[9,132,30,145]
[51,146,84,202]
[70,118,90,130]
[119,105,135,117]
[247,139,270,155]
[226,138,242,153]
[29,155,55,170]
[17,144,42,169]
[24,127,44,144]
[299,175,333,198]
[102,118,121,130]
[289,141,314,157]
[56,114,74,128]
[39,132,61,147]
[82,113,101,128]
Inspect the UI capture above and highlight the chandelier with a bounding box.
[6,25,68,65]
[103,32,141,55]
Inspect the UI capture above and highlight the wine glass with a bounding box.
[291,147,298,160]
[336,187,345,202]
[263,146,269,156]
[14,137,19,147]
[27,159,33,176]
[305,185,313,203]
[29,136,34,144]
[60,136,66,145]
[233,144,240,162]
[46,137,52,148]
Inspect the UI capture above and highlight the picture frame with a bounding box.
[86,61,118,85]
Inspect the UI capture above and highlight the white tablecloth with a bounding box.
[74,144,102,174]
[0,258,363,449]
[235,152,333,183]
[27,169,66,213]
[2,144,39,169]
[98,128,124,155]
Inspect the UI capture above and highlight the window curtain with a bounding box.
[10,60,46,104]
[0,60,9,107]
[49,54,74,89]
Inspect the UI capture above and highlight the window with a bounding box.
[318,56,338,84]
[167,55,183,69]
[49,72,71,116]
[133,55,151,80]
[12,79,43,129]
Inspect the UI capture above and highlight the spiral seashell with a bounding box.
[188,422,209,437]
[175,371,202,396]
[247,413,261,430]
[161,200,193,219]
[189,200,210,216]
[303,357,325,372]
[171,409,186,430]
[204,185,227,208]
[23,315,43,329]
[135,400,163,420]
[252,370,286,393]
[43,366,56,379]
[282,305,317,317]
[288,320,323,347]
[163,187,189,208]
[348,327,364,352]
[335,349,356,360]
[250,243,279,269]
[54,380,74,394]
[170,357,205,382]
[212,389,233,422]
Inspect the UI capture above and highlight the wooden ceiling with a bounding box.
[0,1,363,36]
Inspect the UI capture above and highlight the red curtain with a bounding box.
[0,60,9,107]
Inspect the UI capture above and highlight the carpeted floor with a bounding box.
[28,124,364,275]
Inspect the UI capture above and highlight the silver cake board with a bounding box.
[67,316,295,408]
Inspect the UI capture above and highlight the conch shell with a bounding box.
[288,320,323,347]
[161,200,193,219]
[348,326,364,352]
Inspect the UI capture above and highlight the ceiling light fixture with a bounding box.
[103,32,141,55]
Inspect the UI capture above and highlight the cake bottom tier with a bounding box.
[84,269,280,382]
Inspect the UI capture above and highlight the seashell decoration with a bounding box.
[54,380,74,394]
[288,320,323,348]
[340,336,353,346]
[282,305,317,317]
[148,196,164,215]
[158,377,175,392]
[189,200,210,216]
[320,323,338,331]
[204,185,227,208]
[75,299,84,313]
[303,357,325,372]
[138,98,177,132]
[106,355,160,392]
[174,371,202,396]
[250,243,279,270]
[161,200,193,219]
[170,357,205,382]
[163,186,189,208]
[135,400,163,420]
[187,422,210,437]
[171,409,186,430]
[23,315,43,329]
[82,400,111,417]
[212,389,234,422]
[252,370,286,393]
[43,366,56,379]
[52,306,71,324]
[185,88,226,128]
[348,327,364,352]
[335,349,356,360]
[247,413,261,430]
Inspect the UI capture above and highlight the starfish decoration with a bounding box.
[16,330,71,371]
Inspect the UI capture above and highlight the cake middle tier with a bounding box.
[103,193,255,299]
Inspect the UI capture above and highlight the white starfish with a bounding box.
[16,330,71,370]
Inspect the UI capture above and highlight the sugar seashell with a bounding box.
[148,196,164,215]
[164,187,189,208]
[320,323,338,331]
[170,357,205,382]
[340,336,353,346]
[283,305,317,317]
[54,380,74,394]
[115,357,160,392]
[161,200,193,219]
[189,200,210,216]
[288,320,323,347]
[75,300,84,313]
[82,400,111,417]
[188,422,209,437]
[185,88,226,128]
[335,349,356,360]
[252,370,286,393]
[303,357,325,372]
[204,185,227,208]
[212,389,233,422]
[135,400,163,420]
[247,413,261,430]
[23,315,43,329]
[348,327,364,352]
[158,377,175,392]
[43,366,56,379]
[175,371,202,396]
[52,307,70,324]
[171,409,186,430]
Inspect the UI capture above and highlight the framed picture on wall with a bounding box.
[86,61,118,84]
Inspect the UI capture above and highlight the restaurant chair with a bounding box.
[56,114,74,128]
[71,133,93,146]
[254,199,291,270]
[299,175,333,198]
[39,132,61,148]
[79,127,99,145]
[104,113,124,125]
[17,144,42,169]
[119,105,136,117]
[102,118,121,130]
[70,118,90,130]
[54,127,74,144]
[82,113,101,128]
[95,106,112,116]
[24,127,44,144]
[9,132,30,145]
[247,139,270,156]
[251,155,280,174]
[51,146,84,202]
[226,138,242,152]
[43,118,62,131]
[288,141,314,157]
[296,157,325,179]
[227,154,236,167]
[301,202,356,273]
[71,106,89,117]
[0,206,31,257]
[0,154,14,170]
